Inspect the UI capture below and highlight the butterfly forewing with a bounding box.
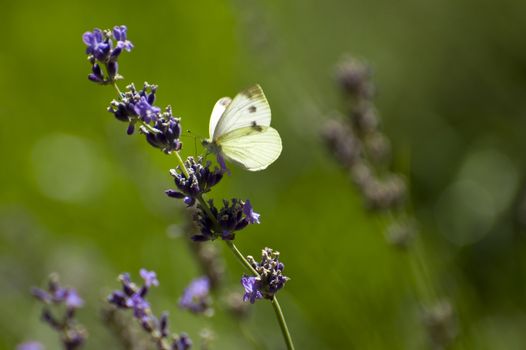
[213,84,271,139]
[219,126,282,171]
[209,97,232,139]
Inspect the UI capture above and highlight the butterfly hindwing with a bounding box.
[213,84,271,139]
[218,126,282,171]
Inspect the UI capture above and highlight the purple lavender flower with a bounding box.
[143,106,182,154]
[113,25,134,51]
[140,268,159,288]
[216,154,230,175]
[17,341,44,350]
[108,83,157,125]
[192,198,261,241]
[64,289,84,309]
[166,156,223,207]
[31,275,87,350]
[242,200,260,224]
[83,25,133,84]
[83,28,111,62]
[107,269,192,350]
[134,96,161,123]
[126,293,150,319]
[179,277,212,315]
[32,281,84,310]
[173,334,192,350]
[107,83,183,152]
[241,276,263,304]
[242,248,289,303]
[88,63,105,84]
[193,199,248,241]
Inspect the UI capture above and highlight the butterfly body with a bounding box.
[203,85,282,171]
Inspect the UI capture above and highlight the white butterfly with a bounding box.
[203,84,282,172]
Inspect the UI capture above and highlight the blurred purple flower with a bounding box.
[140,269,159,288]
[179,277,212,314]
[17,341,44,350]
[173,334,192,350]
[64,289,84,309]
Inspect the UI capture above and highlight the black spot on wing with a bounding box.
[251,121,263,131]
[248,105,257,113]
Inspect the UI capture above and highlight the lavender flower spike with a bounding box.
[31,274,87,350]
[107,269,193,349]
[241,247,289,303]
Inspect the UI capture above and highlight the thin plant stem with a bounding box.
[272,297,295,350]
[224,240,259,276]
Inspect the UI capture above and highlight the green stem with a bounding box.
[224,240,259,276]
[272,297,296,350]
[112,81,122,96]
[174,150,190,177]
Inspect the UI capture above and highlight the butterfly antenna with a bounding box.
[184,129,205,158]
[193,133,198,157]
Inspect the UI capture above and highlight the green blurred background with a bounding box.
[2,0,526,349]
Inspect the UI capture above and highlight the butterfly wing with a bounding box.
[217,126,282,171]
[209,97,232,139]
[212,84,271,139]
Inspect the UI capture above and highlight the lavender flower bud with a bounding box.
[192,198,257,241]
[166,157,223,207]
[336,57,373,99]
[423,300,457,348]
[144,107,182,153]
[172,334,192,350]
[385,219,417,249]
[322,118,361,168]
[107,61,118,79]
[160,312,169,337]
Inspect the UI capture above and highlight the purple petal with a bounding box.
[140,269,159,288]
[217,154,230,175]
[243,200,260,224]
[82,32,94,46]
[65,289,84,308]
